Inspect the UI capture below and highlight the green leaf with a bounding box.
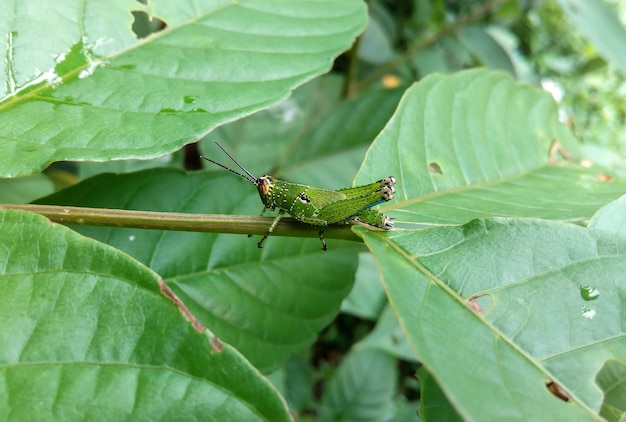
[0,209,290,420]
[361,306,418,363]
[318,348,398,422]
[457,25,516,76]
[555,0,626,76]
[0,174,55,203]
[416,367,463,422]
[341,252,387,320]
[204,76,346,183]
[356,69,626,224]
[0,0,367,177]
[35,168,360,373]
[596,359,626,422]
[359,15,394,65]
[356,218,626,419]
[589,194,626,234]
[349,69,626,419]
[282,356,317,413]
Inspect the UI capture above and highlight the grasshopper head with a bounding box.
[256,175,275,208]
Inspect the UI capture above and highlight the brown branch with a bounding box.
[343,0,373,98]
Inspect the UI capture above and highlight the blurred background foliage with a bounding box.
[352,0,626,172]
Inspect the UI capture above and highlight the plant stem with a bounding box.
[0,203,362,242]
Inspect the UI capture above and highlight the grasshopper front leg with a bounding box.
[256,207,329,250]
[257,209,286,248]
[318,230,327,251]
[249,206,270,239]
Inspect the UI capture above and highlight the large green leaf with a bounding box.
[0,0,367,177]
[356,69,626,223]
[0,209,290,420]
[357,219,625,420]
[350,69,626,419]
[35,169,360,373]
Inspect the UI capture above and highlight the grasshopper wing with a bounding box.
[302,187,348,209]
[316,187,393,224]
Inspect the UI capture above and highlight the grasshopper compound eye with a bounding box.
[258,177,272,196]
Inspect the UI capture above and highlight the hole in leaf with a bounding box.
[467,297,483,315]
[466,294,492,315]
[546,380,571,402]
[580,285,600,301]
[429,162,443,175]
[131,11,167,38]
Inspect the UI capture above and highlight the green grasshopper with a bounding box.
[201,142,395,250]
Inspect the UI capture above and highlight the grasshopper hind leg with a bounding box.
[344,208,394,230]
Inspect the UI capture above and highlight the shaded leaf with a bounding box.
[361,306,417,363]
[318,348,397,422]
[416,367,463,422]
[457,25,516,75]
[204,79,405,190]
[0,174,54,204]
[596,359,626,422]
[359,15,394,65]
[341,252,387,320]
[283,356,317,413]
[282,86,404,189]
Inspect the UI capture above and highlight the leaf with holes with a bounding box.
[0,0,367,176]
[357,69,626,224]
[0,209,291,420]
[350,69,626,420]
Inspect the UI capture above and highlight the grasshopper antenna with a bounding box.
[200,142,257,184]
